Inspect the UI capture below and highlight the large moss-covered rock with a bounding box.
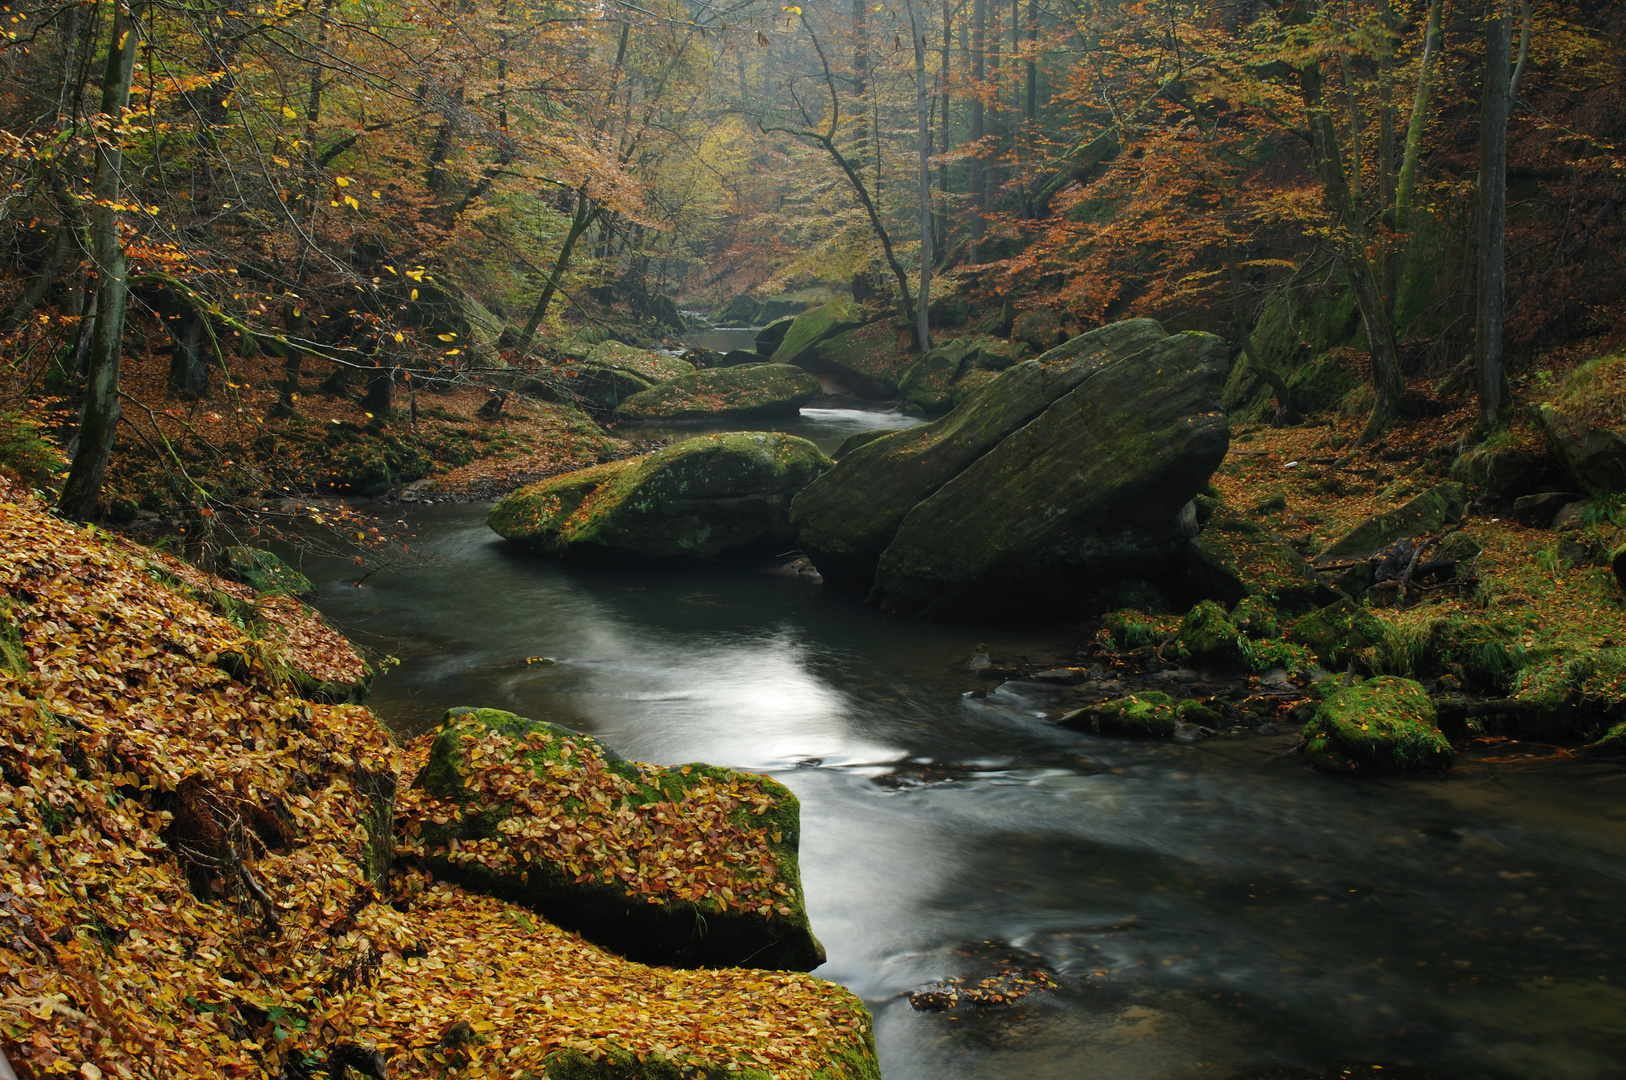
[1507,645,1626,737]
[1036,317,1169,399]
[1537,353,1626,495]
[1450,440,1551,499]
[1302,676,1454,774]
[812,322,910,397]
[220,546,313,596]
[406,706,826,970]
[872,331,1232,617]
[755,314,798,358]
[490,432,831,562]
[585,339,696,383]
[617,364,820,422]
[791,362,1050,592]
[1286,599,1393,671]
[1012,308,1065,351]
[1315,482,1468,565]
[898,344,970,413]
[1186,504,1328,614]
[771,300,871,369]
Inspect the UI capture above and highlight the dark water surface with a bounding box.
[303,415,1626,1080]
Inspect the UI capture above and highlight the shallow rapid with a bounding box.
[304,404,1626,1080]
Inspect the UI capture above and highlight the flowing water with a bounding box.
[303,403,1626,1080]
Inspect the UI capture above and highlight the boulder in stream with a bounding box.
[489,432,831,562]
[1302,676,1454,774]
[872,330,1232,617]
[813,322,911,397]
[402,706,826,970]
[792,319,1175,598]
[770,299,872,369]
[616,364,820,422]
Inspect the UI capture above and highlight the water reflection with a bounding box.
[306,504,1626,1080]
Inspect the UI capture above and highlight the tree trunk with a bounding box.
[1299,59,1405,443]
[906,0,932,352]
[516,188,598,352]
[1475,0,1529,434]
[362,363,393,416]
[58,0,146,522]
[969,0,986,262]
[936,0,951,252]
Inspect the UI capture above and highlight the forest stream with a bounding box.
[299,392,1626,1080]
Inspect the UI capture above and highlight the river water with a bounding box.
[304,398,1626,1080]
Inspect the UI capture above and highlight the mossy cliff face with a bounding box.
[400,706,826,971]
[873,330,1232,618]
[490,432,832,562]
[1302,676,1454,775]
[792,319,1173,598]
[616,363,820,422]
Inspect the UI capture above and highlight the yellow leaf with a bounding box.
[437,332,457,341]
[335,176,352,187]
[410,289,419,301]
[281,105,298,119]
[343,194,360,210]
[383,265,397,274]
[393,332,405,343]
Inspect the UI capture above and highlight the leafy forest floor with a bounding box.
[0,477,879,1079]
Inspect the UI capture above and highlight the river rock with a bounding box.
[792,320,1176,597]
[871,330,1232,617]
[1186,503,1329,614]
[1302,676,1453,774]
[1537,354,1626,494]
[813,322,910,397]
[1178,601,1245,669]
[1060,692,1179,738]
[406,706,826,970]
[770,299,871,369]
[489,432,831,562]
[1314,482,1468,565]
[755,314,797,358]
[792,362,1050,592]
[616,364,820,422]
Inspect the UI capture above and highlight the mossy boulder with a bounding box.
[1450,440,1552,499]
[1062,692,1180,738]
[872,331,1232,617]
[771,300,871,370]
[585,340,696,384]
[951,368,999,406]
[1186,504,1330,614]
[1036,317,1169,400]
[755,314,798,358]
[812,322,910,397]
[1178,600,1245,669]
[220,546,313,596]
[554,364,658,412]
[1537,352,1626,495]
[718,348,765,367]
[1302,676,1453,774]
[490,432,831,562]
[1286,599,1394,671]
[1315,482,1468,565]
[927,292,968,329]
[713,294,760,324]
[966,336,1029,371]
[899,345,971,413]
[407,707,826,970]
[616,364,820,423]
[791,361,1050,593]
[1507,646,1626,736]
[833,429,894,458]
[1012,308,1065,351]
[1613,542,1626,592]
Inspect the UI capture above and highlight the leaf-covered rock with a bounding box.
[490,432,832,562]
[1060,691,1180,738]
[1185,503,1329,614]
[812,322,911,397]
[1302,676,1454,774]
[401,706,826,971]
[770,300,871,369]
[898,344,971,413]
[1286,598,1395,671]
[1314,482,1468,565]
[585,339,697,384]
[616,364,821,422]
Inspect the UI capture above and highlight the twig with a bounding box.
[224,842,282,935]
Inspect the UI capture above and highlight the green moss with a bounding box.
[1179,601,1245,668]
[1286,599,1396,672]
[1089,692,1179,738]
[1509,646,1626,735]
[1098,609,1181,651]
[1302,676,1454,775]
[616,364,820,422]
[220,547,313,597]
